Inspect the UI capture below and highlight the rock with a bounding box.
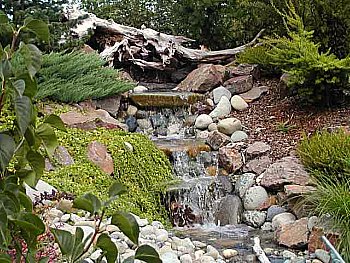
[246,142,271,157]
[222,249,238,259]
[95,95,121,117]
[57,199,74,212]
[243,186,269,210]
[213,86,232,104]
[209,96,231,119]
[243,156,272,175]
[150,114,168,128]
[205,245,219,259]
[217,118,242,135]
[126,116,138,132]
[282,250,297,259]
[206,131,231,150]
[307,216,318,231]
[161,252,180,263]
[260,157,311,191]
[214,195,243,226]
[276,218,309,248]
[217,175,233,193]
[199,256,215,263]
[284,185,316,197]
[180,254,192,263]
[54,146,74,166]
[272,213,296,230]
[87,141,114,175]
[196,130,210,139]
[45,158,55,171]
[130,91,204,107]
[137,119,152,130]
[206,98,214,107]
[25,179,57,204]
[230,95,248,111]
[61,214,70,223]
[168,124,181,135]
[315,249,330,263]
[235,173,256,198]
[240,86,268,102]
[171,237,195,253]
[195,114,213,129]
[261,222,273,231]
[228,64,260,80]
[127,105,138,116]
[266,205,288,221]
[135,110,148,119]
[243,211,266,228]
[223,75,253,94]
[177,64,224,93]
[218,145,243,173]
[312,260,323,263]
[124,142,134,152]
[231,130,248,142]
[60,109,127,130]
[133,85,148,93]
[207,123,218,132]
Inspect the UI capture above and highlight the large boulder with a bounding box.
[260,157,311,191]
[275,218,309,248]
[176,64,224,93]
[218,145,243,173]
[246,142,271,158]
[243,186,269,210]
[223,75,253,94]
[87,141,114,175]
[214,195,243,225]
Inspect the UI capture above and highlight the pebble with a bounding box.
[222,249,238,259]
[180,254,192,263]
[230,95,248,111]
[231,130,248,142]
[195,114,213,129]
[127,105,138,116]
[205,245,219,259]
[208,123,218,132]
[133,85,148,93]
[282,250,297,259]
[315,249,330,263]
[217,117,242,135]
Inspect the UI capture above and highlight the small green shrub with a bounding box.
[36,52,134,103]
[42,128,173,223]
[297,130,350,180]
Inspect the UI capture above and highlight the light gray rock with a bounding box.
[155,229,169,242]
[137,119,152,130]
[246,142,271,157]
[243,186,269,210]
[315,249,330,263]
[195,114,213,129]
[180,254,192,263]
[133,85,148,93]
[235,173,256,198]
[230,95,248,111]
[124,142,134,152]
[196,130,210,139]
[193,241,207,249]
[195,250,205,260]
[151,221,164,229]
[266,205,288,221]
[307,216,318,231]
[217,118,242,135]
[213,86,232,104]
[240,86,268,102]
[272,212,296,230]
[282,250,297,259]
[161,252,180,263]
[25,180,57,203]
[222,249,238,259]
[214,195,243,226]
[231,130,248,142]
[205,245,219,259]
[243,210,266,228]
[206,98,214,107]
[200,255,216,263]
[209,96,231,118]
[90,250,102,260]
[54,146,74,166]
[261,222,273,231]
[60,214,70,223]
[207,123,218,132]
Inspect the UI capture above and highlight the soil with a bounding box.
[234,78,350,161]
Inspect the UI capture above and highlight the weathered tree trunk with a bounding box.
[66,7,263,80]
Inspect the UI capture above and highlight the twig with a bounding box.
[253,237,270,263]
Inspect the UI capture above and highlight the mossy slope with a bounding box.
[43,128,173,222]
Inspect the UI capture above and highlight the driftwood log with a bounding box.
[66,7,264,81]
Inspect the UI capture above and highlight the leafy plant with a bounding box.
[0,12,66,261]
[36,51,134,103]
[51,181,162,263]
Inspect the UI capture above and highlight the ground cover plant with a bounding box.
[43,128,173,223]
[36,51,134,103]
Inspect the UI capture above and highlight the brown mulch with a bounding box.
[234,79,350,161]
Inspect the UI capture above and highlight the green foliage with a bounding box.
[36,52,134,103]
[297,130,350,181]
[42,128,173,223]
[51,182,162,263]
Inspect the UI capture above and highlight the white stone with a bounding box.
[140,225,156,237]
[155,229,169,242]
[282,250,297,259]
[90,249,102,260]
[231,130,248,142]
[230,95,248,111]
[193,241,207,249]
[127,105,138,116]
[74,220,96,228]
[195,250,205,260]
[180,254,192,263]
[222,249,238,259]
[152,221,164,229]
[124,142,133,152]
[207,123,218,132]
[161,252,180,263]
[235,173,256,198]
[243,210,267,228]
[195,114,213,129]
[243,186,269,210]
[261,222,273,231]
[196,130,210,139]
[217,117,242,135]
[133,85,148,93]
[205,245,219,259]
[213,86,232,104]
[70,213,82,223]
[272,212,296,230]
[60,214,70,223]
[199,255,215,263]
[209,96,231,119]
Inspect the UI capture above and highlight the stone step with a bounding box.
[153,138,210,157]
[130,91,204,108]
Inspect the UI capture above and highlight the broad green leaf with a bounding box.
[71,227,85,261]
[0,192,20,215]
[14,96,33,135]
[96,233,118,263]
[19,73,38,98]
[111,212,139,245]
[109,182,127,198]
[0,254,11,263]
[0,134,15,172]
[73,193,101,214]
[24,19,49,43]
[0,203,10,250]
[36,123,58,157]
[27,150,45,178]
[19,43,42,78]
[135,245,162,263]
[0,60,12,81]
[51,228,74,256]
[12,79,25,98]
[17,169,36,187]
[18,191,33,211]
[24,126,39,148]
[123,256,135,263]
[0,11,9,24]
[44,114,66,132]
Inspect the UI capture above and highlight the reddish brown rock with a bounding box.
[218,145,243,174]
[243,155,272,175]
[258,195,278,210]
[54,146,74,166]
[177,64,224,93]
[87,141,114,175]
[260,157,311,191]
[60,109,128,131]
[228,64,260,80]
[276,217,309,248]
[223,75,253,94]
[308,227,325,253]
[246,141,271,158]
[95,96,121,117]
[284,185,316,197]
[206,131,231,151]
[240,86,268,103]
